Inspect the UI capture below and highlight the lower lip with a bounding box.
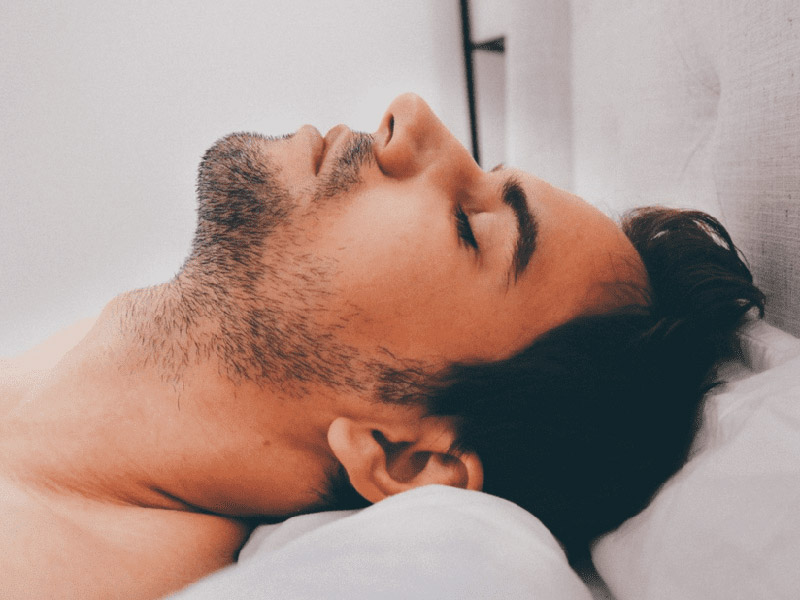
[311,132,325,175]
[294,125,325,175]
[316,125,349,174]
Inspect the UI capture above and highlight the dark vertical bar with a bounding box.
[459,0,480,165]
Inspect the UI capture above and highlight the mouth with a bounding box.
[315,125,349,175]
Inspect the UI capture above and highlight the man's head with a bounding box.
[184,93,647,375]
[176,94,763,556]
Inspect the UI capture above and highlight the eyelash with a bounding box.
[455,206,478,250]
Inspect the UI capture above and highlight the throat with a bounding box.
[0,283,218,507]
[0,281,340,555]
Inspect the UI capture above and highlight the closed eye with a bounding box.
[455,205,478,250]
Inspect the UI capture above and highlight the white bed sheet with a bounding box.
[592,320,800,600]
[168,485,594,599]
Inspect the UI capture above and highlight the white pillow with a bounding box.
[592,320,800,600]
[168,485,593,599]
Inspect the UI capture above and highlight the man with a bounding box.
[0,94,762,598]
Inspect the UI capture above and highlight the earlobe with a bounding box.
[327,416,484,505]
[327,417,390,503]
[454,451,484,492]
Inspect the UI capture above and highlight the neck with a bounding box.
[0,281,341,519]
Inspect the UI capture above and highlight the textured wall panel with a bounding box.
[570,0,800,335]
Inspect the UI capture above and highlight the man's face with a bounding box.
[191,93,645,376]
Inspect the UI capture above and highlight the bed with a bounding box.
[169,2,800,598]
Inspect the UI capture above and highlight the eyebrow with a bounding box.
[502,177,538,281]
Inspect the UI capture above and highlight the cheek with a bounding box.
[332,243,509,362]
[308,191,479,356]
[339,209,458,314]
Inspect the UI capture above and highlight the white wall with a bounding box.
[469,0,572,189]
[0,0,469,356]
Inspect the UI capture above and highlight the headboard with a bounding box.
[499,0,800,336]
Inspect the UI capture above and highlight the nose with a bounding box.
[374,93,480,182]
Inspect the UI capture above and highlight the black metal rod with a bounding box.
[459,0,480,165]
[472,37,505,53]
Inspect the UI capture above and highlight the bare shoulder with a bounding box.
[1,316,99,416]
[0,476,250,599]
[6,316,98,372]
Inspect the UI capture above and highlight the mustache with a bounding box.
[336,131,375,170]
[315,132,375,201]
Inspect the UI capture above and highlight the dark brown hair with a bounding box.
[411,207,765,560]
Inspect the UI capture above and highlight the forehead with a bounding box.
[506,170,647,338]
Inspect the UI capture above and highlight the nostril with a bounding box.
[387,115,394,142]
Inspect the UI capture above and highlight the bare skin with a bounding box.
[0,94,647,598]
[1,312,250,599]
[0,292,431,599]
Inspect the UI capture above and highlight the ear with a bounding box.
[327,416,483,504]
